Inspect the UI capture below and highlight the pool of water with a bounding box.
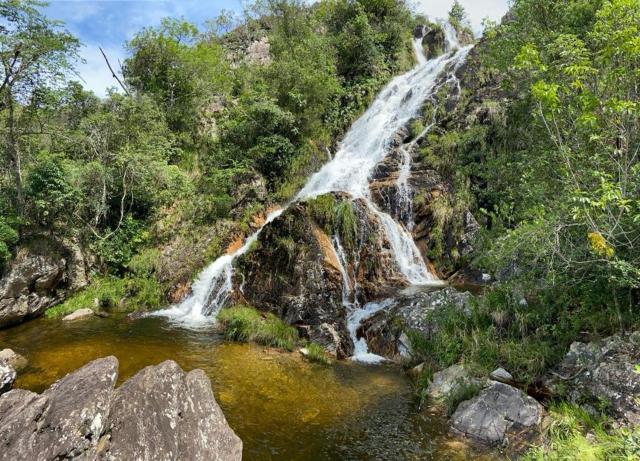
[0,316,495,460]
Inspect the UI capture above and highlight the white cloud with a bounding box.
[412,0,510,32]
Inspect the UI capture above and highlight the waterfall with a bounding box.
[155,23,472,360]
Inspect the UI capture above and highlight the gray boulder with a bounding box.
[0,237,89,329]
[427,364,485,401]
[0,357,242,461]
[0,348,27,371]
[62,308,94,321]
[0,361,16,394]
[548,331,640,426]
[450,381,543,445]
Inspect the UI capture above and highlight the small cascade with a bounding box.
[153,209,283,323]
[347,299,394,364]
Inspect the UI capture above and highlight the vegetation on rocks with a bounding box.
[217,305,299,351]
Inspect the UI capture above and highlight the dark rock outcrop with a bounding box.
[450,381,543,446]
[232,193,407,358]
[547,331,640,426]
[0,236,89,329]
[0,357,242,461]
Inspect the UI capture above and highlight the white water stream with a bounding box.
[156,23,471,361]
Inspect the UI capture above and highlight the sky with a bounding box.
[44,0,510,97]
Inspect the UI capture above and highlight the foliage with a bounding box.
[524,403,640,460]
[443,380,483,417]
[45,275,164,318]
[304,342,331,365]
[217,305,299,351]
[0,217,18,270]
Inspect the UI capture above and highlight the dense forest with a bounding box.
[0,0,639,459]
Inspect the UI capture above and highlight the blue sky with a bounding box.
[44,0,509,97]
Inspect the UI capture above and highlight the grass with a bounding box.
[523,403,640,461]
[304,342,332,365]
[443,380,484,416]
[217,305,299,351]
[46,276,165,319]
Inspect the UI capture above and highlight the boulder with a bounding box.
[357,287,473,360]
[0,357,242,461]
[62,308,94,321]
[427,364,484,401]
[0,349,27,371]
[490,368,514,384]
[0,236,89,329]
[450,381,543,445]
[0,361,16,395]
[547,331,640,426]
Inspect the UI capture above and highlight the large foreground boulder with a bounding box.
[0,357,242,461]
[450,381,543,446]
[547,331,640,426]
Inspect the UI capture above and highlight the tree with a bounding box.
[0,0,79,215]
[449,1,468,26]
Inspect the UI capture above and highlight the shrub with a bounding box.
[217,305,298,351]
[304,342,331,365]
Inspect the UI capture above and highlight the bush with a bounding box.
[46,276,165,318]
[217,305,298,351]
[304,342,331,365]
[524,403,640,461]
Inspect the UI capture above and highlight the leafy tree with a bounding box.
[0,0,79,214]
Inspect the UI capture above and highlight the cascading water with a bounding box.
[156,23,472,361]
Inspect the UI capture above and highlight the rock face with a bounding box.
[233,193,407,358]
[548,331,640,426]
[0,236,89,329]
[450,381,543,445]
[0,357,242,461]
[358,287,473,360]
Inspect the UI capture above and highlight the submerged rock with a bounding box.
[450,381,543,446]
[0,357,242,461]
[62,308,94,321]
[547,331,640,426]
[0,349,27,371]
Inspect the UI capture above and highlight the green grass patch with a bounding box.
[217,305,298,351]
[523,403,640,461]
[443,380,484,417]
[46,276,165,319]
[304,342,331,365]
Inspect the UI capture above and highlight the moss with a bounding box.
[217,305,299,351]
[304,342,331,365]
[334,201,358,250]
[305,194,336,233]
[46,276,165,319]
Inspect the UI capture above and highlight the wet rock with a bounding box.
[358,288,473,360]
[0,361,16,394]
[233,193,408,358]
[0,349,27,371]
[547,332,640,426]
[62,308,94,321]
[422,26,445,59]
[0,357,242,461]
[427,364,484,400]
[450,381,543,445]
[0,236,89,329]
[490,368,514,384]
